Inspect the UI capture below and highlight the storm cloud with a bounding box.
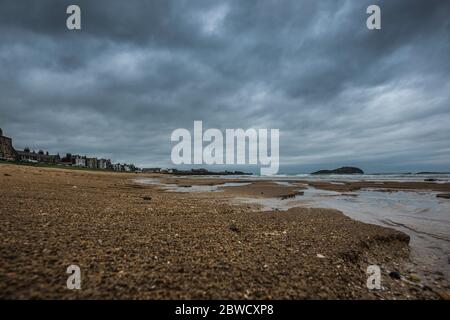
[0,0,449,173]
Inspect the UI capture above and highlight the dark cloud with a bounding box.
[0,0,449,172]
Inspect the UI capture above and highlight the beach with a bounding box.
[0,164,448,299]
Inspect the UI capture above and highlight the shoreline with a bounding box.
[0,164,447,299]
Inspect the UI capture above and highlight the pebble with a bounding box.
[410,273,421,282]
[389,271,401,280]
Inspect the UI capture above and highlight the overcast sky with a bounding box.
[0,0,449,173]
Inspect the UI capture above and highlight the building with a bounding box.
[105,159,113,170]
[16,148,60,164]
[74,155,86,167]
[86,157,98,169]
[1,127,138,171]
[0,128,17,161]
[61,153,77,166]
[97,158,111,170]
[112,163,136,172]
[142,168,161,173]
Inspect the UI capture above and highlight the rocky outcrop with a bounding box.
[311,166,364,175]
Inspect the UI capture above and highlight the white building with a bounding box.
[74,155,86,167]
[98,158,109,169]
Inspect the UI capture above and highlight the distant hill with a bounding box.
[311,166,364,175]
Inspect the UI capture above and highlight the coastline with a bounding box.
[0,163,447,299]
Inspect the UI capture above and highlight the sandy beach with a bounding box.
[0,163,448,299]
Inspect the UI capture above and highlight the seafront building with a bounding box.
[0,127,137,172]
[97,158,110,170]
[0,128,16,161]
[86,157,98,169]
[142,168,161,173]
[74,155,86,167]
[16,148,60,164]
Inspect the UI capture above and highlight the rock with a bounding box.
[436,193,450,199]
[409,273,421,282]
[229,223,239,233]
[4,173,11,176]
[316,254,326,259]
[437,291,450,300]
[311,167,364,175]
[424,178,438,182]
[280,191,304,200]
[389,271,401,279]
[142,196,152,201]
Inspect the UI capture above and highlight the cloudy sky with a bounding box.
[0,0,449,173]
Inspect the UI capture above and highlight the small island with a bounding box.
[311,166,364,175]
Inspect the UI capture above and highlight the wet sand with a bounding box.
[304,180,450,195]
[141,175,450,295]
[0,164,447,299]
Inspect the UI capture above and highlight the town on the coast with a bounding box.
[0,127,137,172]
